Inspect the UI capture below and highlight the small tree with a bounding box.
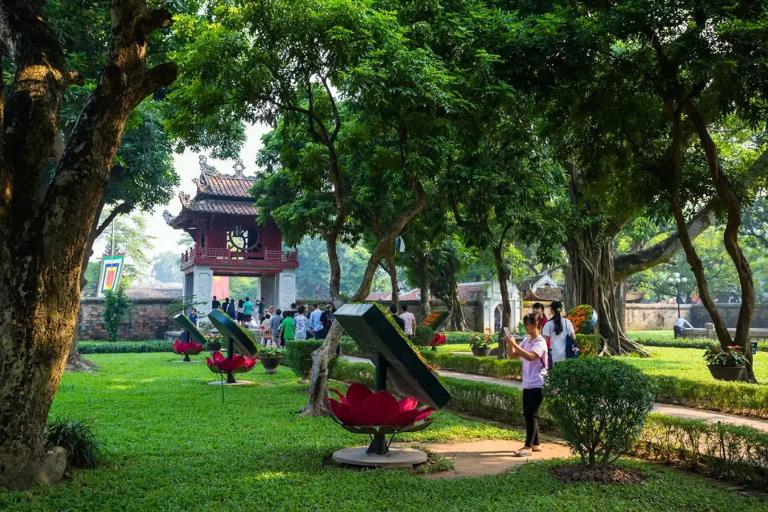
[544,358,654,466]
[103,288,131,342]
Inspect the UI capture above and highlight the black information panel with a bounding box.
[173,314,208,345]
[334,303,451,409]
[208,309,258,357]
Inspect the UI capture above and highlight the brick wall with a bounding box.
[78,297,177,340]
[625,303,768,330]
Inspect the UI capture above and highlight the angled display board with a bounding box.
[173,314,208,345]
[334,303,451,409]
[208,309,258,358]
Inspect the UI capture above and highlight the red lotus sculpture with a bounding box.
[172,339,205,361]
[430,332,446,350]
[328,383,434,432]
[206,351,257,374]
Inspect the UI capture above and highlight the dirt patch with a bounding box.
[550,463,646,485]
[415,439,572,479]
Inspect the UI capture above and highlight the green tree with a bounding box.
[102,287,131,342]
[152,251,183,284]
[44,0,180,370]
[502,0,767,358]
[0,0,176,488]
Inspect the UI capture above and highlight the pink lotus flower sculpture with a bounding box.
[328,382,434,430]
[172,339,205,361]
[206,351,257,374]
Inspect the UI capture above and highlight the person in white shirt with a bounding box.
[398,304,416,338]
[541,300,576,366]
[673,317,694,338]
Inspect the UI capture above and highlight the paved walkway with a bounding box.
[342,355,768,432]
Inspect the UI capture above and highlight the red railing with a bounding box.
[180,246,298,270]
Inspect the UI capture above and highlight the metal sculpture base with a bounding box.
[206,380,255,386]
[332,446,427,468]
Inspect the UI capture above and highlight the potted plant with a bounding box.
[470,334,492,357]
[259,345,284,374]
[703,344,749,381]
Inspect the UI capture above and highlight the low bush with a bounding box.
[545,358,654,466]
[444,331,479,344]
[78,340,172,354]
[631,336,768,352]
[414,325,435,347]
[285,340,326,379]
[45,418,102,468]
[636,414,768,487]
[575,334,602,356]
[339,336,364,356]
[651,374,768,419]
[421,351,522,379]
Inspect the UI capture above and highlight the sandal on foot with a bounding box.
[512,449,531,457]
[532,446,542,452]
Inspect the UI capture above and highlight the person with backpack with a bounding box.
[542,300,576,366]
[505,312,548,457]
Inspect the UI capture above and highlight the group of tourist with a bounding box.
[211,295,266,326]
[206,296,338,347]
[258,302,336,347]
[504,300,576,458]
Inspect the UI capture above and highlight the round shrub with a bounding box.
[45,418,101,468]
[544,357,654,466]
[414,325,435,347]
[285,340,324,380]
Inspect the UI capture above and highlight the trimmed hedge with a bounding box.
[78,340,172,354]
[421,351,522,379]
[285,340,326,380]
[330,359,768,487]
[651,374,768,419]
[636,337,768,352]
[638,414,768,487]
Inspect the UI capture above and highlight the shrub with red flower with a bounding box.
[328,382,434,431]
[206,351,257,374]
[430,332,446,348]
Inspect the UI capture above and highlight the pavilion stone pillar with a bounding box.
[192,265,213,315]
[278,269,296,312]
[261,274,279,310]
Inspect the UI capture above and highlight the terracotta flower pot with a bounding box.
[707,365,746,382]
[261,356,282,374]
[472,347,491,357]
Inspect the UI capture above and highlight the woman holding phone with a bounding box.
[504,312,548,456]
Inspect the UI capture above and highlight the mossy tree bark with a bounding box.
[0,0,176,489]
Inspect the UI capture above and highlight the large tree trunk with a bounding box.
[685,102,756,382]
[326,234,343,307]
[302,187,428,416]
[565,233,649,356]
[492,245,512,331]
[386,253,400,310]
[0,1,176,489]
[418,251,431,318]
[444,277,467,331]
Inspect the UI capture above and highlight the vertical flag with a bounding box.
[98,255,125,296]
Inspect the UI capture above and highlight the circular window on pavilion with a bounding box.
[227,226,261,252]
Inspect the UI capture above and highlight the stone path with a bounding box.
[342,355,768,432]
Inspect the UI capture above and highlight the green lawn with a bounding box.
[619,346,768,383]
[1,353,765,511]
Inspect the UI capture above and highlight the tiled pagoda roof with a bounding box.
[165,156,259,228]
